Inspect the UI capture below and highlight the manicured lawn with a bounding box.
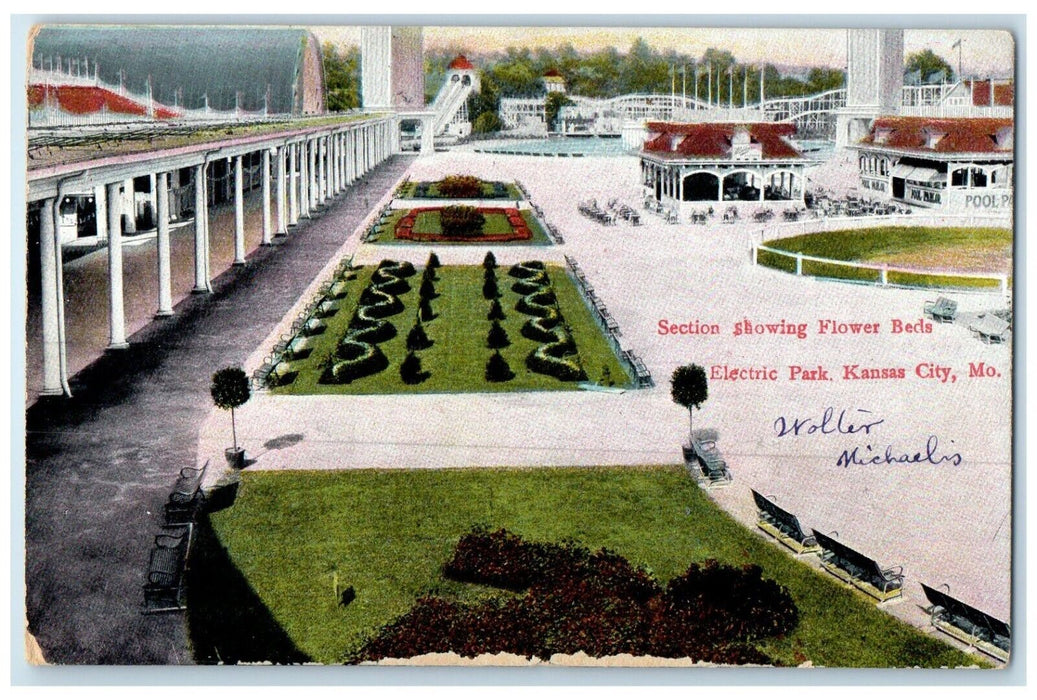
[372,208,551,245]
[398,180,524,199]
[271,263,630,395]
[197,466,984,667]
[759,226,1012,289]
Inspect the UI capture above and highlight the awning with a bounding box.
[891,163,916,179]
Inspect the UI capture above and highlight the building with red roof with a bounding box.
[851,116,1013,211]
[640,122,813,214]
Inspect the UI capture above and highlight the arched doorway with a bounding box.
[682,172,720,201]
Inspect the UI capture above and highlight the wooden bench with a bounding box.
[751,490,819,555]
[142,524,193,614]
[920,583,1010,662]
[164,462,209,526]
[812,530,904,602]
[683,434,732,486]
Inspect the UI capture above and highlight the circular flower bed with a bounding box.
[395,207,533,243]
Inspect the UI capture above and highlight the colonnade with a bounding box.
[34,118,396,397]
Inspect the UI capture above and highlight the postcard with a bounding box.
[21,20,1014,670]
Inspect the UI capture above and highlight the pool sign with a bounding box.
[949,190,1013,210]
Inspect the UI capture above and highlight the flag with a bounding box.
[951,38,961,49]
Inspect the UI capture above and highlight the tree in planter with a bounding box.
[483,251,497,270]
[407,320,433,351]
[485,350,514,382]
[487,298,506,321]
[210,367,251,467]
[400,351,428,384]
[670,363,709,444]
[487,320,510,349]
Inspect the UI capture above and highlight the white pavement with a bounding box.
[198,151,1012,640]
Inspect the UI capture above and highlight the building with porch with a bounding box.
[851,116,1014,212]
[640,122,813,218]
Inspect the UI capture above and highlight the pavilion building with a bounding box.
[640,122,813,218]
[850,116,1014,212]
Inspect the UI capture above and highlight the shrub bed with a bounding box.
[320,260,415,384]
[352,527,798,663]
[394,207,533,243]
[509,261,586,382]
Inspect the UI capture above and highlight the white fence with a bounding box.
[750,214,1012,294]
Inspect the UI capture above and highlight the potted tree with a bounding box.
[211,366,251,468]
[670,363,708,460]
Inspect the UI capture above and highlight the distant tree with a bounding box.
[472,111,502,134]
[906,49,955,84]
[670,363,709,443]
[544,92,575,132]
[323,42,360,112]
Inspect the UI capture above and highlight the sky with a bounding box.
[310,26,1015,78]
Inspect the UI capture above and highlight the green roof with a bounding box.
[31,25,321,114]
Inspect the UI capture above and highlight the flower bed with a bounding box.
[395,207,533,243]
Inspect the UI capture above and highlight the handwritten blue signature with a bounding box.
[835,436,963,467]
[774,407,885,438]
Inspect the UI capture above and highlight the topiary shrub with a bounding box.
[438,175,483,198]
[482,276,500,300]
[320,341,389,384]
[486,320,510,349]
[440,205,485,237]
[406,321,433,351]
[427,251,441,269]
[419,277,437,301]
[483,251,497,269]
[487,299,506,321]
[418,297,436,323]
[485,350,514,382]
[400,351,428,384]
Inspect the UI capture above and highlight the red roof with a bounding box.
[642,122,802,160]
[970,80,1014,107]
[859,117,1013,154]
[27,84,181,119]
[544,69,563,78]
[448,55,475,70]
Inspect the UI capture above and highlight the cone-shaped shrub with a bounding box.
[400,351,427,384]
[487,299,506,321]
[487,320,510,349]
[483,251,497,269]
[407,321,433,351]
[422,265,438,284]
[419,297,436,322]
[419,277,437,300]
[427,251,441,269]
[483,276,500,300]
[485,350,514,382]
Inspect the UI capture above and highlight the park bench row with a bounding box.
[924,296,1011,345]
[642,198,680,224]
[142,460,210,614]
[361,203,395,243]
[682,429,732,486]
[749,489,1009,662]
[252,257,356,389]
[527,202,564,243]
[578,199,617,225]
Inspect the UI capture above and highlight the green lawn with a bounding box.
[372,209,551,245]
[195,466,985,667]
[271,263,629,395]
[759,226,1011,289]
[398,180,524,199]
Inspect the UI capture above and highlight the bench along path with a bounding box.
[24,155,415,665]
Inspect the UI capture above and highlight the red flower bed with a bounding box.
[351,528,799,663]
[395,207,533,243]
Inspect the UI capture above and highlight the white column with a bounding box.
[335,134,342,191]
[276,146,288,234]
[346,131,354,185]
[308,138,318,211]
[193,164,209,292]
[93,184,108,240]
[233,155,245,264]
[39,197,63,395]
[261,149,272,245]
[320,136,328,202]
[123,178,137,233]
[106,182,128,349]
[300,140,310,218]
[155,171,173,316]
[288,143,299,225]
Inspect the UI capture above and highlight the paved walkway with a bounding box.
[24,155,415,664]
